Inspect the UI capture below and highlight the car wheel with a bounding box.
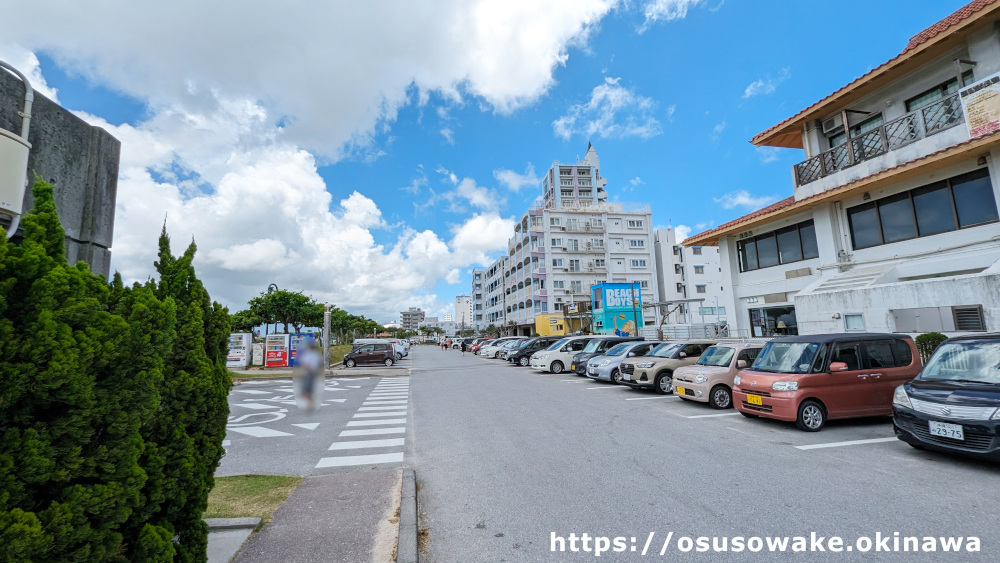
[395,353,402,361]
[384,358,395,367]
[550,361,564,374]
[610,369,621,384]
[796,400,826,432]
[345,359,356,368]
[494,351,501,359]
[709,385,732,409]
[519,356,530,367]
[654,371,673,395]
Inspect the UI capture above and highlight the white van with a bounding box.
[354,338,406,361]
[529,335,610,374]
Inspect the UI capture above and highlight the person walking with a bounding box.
[461,339,467,356]
[294,338,324,411]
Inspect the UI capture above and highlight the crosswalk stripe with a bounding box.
[363,400,408,405]
[359,406,407,411]
[346,419,407,426]
[228,426,293,437]
[328,438,405,450]
[353,411,407,418]
[315,452,404,468]
[340,427,406,436]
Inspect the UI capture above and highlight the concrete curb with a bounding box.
[205,517,261,531]
[397,469,419,563]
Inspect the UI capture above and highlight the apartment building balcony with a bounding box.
[794,93,965,188]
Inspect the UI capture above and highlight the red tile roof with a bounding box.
[686,196,796,242]
[751,0,1000,148]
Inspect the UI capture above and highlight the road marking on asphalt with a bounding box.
[244,381,271,385]
[353,411,407,418]
[228,426,294,437]
[346,385,361,388]
[376,385,409,389]
[625,396,680,401]
[363,400,408,405]
[327,399,346,403]
[368,395,409,399]
[235,389,272,395]
[560,379,585,382]
[315,452,404,468]
[795,437,898,450]
[685,412,742,419]
[222,439,231,446]
[370,390,409,394]
[340,427,406,437]
[359,406,407,411]
[347,419,407,426]
[233,402,282,409]
[328,438,405,450]
[586,386,622,390]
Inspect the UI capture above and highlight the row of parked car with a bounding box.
[342,338,411,367]
[464,333,1000,461]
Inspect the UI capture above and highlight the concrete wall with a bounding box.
[1,68,120,278]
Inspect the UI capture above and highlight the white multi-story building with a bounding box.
[685,0,1000,336]
[400,307,425,332]
[454,293,472,329]
[418,316,457,336]
[485,144,659,335]
[653,227,727,325]
[471,269,485,330]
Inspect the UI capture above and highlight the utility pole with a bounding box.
[323,304,331,368]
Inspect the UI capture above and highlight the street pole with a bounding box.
[323,304,331,368]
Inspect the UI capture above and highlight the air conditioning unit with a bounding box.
[821,114,844,135]
[587,261,594,268]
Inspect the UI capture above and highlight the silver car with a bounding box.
[586,341,664,383]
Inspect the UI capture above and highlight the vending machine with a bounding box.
[265,334,291,368]
[226,333,253,368]
[288,333,311,367]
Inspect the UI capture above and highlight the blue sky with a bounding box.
[1,0,970,322]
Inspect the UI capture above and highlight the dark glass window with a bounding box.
[848,203,882,249]
[755,234,779,268]
[912,182,956,236]
[776,225,803,263]
[952,169,999,228]
[863,341,895,369]
[799,221,819,259]
[891,340,913,367]
[877,192,917,243]
[741,239,758,271]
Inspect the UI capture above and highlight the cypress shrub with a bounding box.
[915,332,949,363]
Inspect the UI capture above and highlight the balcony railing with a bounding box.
[794,93,965,186]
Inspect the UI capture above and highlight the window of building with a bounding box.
[570,281,582,293]
[569,259,580,272]
[567,239,579,251]
[627,219,643,228]
[676,283,684,293]
[694,265,704,274]
[592,219,603,227]
[594,259,606,267]
[674,264,683,274]
[844,313,866,332]
[551,238,562,246]
[905,71,975,112]
[696,285,707,294]
[829,113,883,149]
[629,239,645,248]
[673,245,681,255]
[561,190,574,197]
[552,259,564,267]
[847,168,998,250]
[637,280,649,288]
[550,218,561,226]
[692,247,703,255]
[698,306,727,315]
[737,220,820,272]
[631,259,647,267]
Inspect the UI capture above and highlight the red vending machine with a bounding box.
[265,334,290,368]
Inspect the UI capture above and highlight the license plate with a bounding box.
[588,368,596,374]
[746,394,763,406]
[929,421,964,440]
[571,365,576,370]
[675,386,687,396]
[623,373,631,381]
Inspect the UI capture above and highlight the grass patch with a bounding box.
[206,475,303,523]
[329,344,353,365]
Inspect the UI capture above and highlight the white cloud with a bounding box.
[675,224,692,242]
[713,190,778,210]
[0,45,60,102]
[440,127,455,145]
[742,67,791,99]
[553,77,662,141]
[757,146,782,164]
[711,120,726,140]
[4,0,618,160]
[639,0,706,32]
[493,164,540,193]
[401,175,428,195]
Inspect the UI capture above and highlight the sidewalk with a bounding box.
[228,470,403,563]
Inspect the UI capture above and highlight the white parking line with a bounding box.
[625,396,680,401]
[328,438,405,450]
[561,380,586,383]
[685,412,742,419]
[315,452,404,468]
[586,386,622,390]
[346,419,407,426]
[795,437,898,450]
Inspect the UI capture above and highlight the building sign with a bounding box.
[591,282,643,337]
[226,333,252,368]
[960,72,1000,138]
[567,303,579,314]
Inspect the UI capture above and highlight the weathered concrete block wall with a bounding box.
[0,68,120,278]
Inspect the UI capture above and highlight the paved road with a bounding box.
[410,347,999,562]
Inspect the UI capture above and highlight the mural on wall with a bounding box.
[591,283,643,337]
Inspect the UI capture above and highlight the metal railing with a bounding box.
[795,93,965,186]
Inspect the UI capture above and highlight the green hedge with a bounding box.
[915,332,948,363]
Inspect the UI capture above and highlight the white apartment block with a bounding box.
[418,316,457,336]
[653,227,727,325]
[454,293,473,329]
[485,144,659,335]
[471,269,485,330]
[686,1,1000,337]
[400,307,425,332]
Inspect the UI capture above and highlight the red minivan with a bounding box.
[733,333,921,431]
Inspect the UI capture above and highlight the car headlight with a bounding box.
[772,381,798,391]
[695,375,707,384]
[598,359,612,367]
[636,362,655,369]
[733,374,741,386]
[537,353,549,359]
[892,385,913,409]
[992,408,1000,421]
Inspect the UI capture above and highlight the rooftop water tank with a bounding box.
[0,60,33,238]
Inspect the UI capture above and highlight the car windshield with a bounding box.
[751,341,822,374]
[697,346,736,367]
[502,340,520,348]
[518,338,537,348]
[649,343,682,358]
[582,339,606,353]
[547,338,569,351]
[604,343,631,356]
[920,340,1000,385]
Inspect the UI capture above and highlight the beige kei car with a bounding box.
[672,342,764,409]
[619,340,717,394]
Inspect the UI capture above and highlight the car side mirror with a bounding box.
[829,361,848,372]
[679,352,687,358]
[627,352,636,357]
[737,360,747,369]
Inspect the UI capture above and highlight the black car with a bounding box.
[508,336,562,366]
[893,333,1000,460]
[571,336,643,375]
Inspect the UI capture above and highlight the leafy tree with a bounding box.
[915,332,948,363]
[229,309,262,333]
[0,178,174,561]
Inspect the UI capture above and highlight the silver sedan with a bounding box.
[586,341,665,383]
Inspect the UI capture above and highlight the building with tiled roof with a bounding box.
[687,0,1000,337]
